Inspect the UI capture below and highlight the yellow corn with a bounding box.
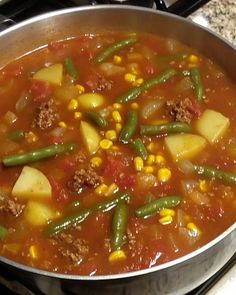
[115,123,122,132]
[187,222,201,237]
[100,139,113,150]
[105,130,117,141]
[134,157,144,172]
[159,215,173,225]
[95,183,108,195]
[133,77,144,86]
[109,250,126,263]
[127,63,140,75]
[74,111,82,120]
[159,208,175,217]
[124,73,136,83]
[113,103,122,110]
[75,84,85,94]
[199,180,208,192]
[131,102,139,110]
[113,55,122,64]
[112,110,122,123]
[58,121,67,128]
[147,154,155,166]
[157,168,171,182]
[29,245,38,260]
[155,155,165,165]
[188,54,199,64]
[143,166,154,174]
[90,156,102,167]
[67,99,78,111]
[105,183,119,197]
[111,145,119,150]
[25,131,38,143]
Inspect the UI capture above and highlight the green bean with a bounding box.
[7,130,25,141]
[157,52,188,63]
[94,36,137,63]
[112,202,128,251]
[140,122,191,136]
[119,111,138,144]
[116,69,177,104]
[2,143,76,167]
[63,58,78,79]
[0,225,7,240]
[131,138,148,160]
[44,191,130,236]
[193,164,236,185]
[135,196,182,218]
[85,112,108,128]
[190,67,203,101]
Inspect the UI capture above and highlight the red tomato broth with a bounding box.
[0,31,236,276]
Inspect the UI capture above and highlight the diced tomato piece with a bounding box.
[49,177,70,203]
[29,79,53,102]
[188,100,201,117]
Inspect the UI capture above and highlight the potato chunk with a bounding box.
[165,134,207,161]
[12,166,52,200]
[80,121,101,154]
[77,93,104,109]
[33,63,63,86]
[196,109,230,144]
[24,201,55,226]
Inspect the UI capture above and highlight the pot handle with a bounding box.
[0,15,15,32]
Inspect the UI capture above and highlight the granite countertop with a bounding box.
[188,0,236,45]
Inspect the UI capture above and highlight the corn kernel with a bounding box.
[187,222,201,237]
[113,55,122,64]
[159,215,173,225]
[115,123,122,132]
[147,154,155,166]
[58,121,67,128]
[157,168,171,182]
[155,155,165,165]
[105,183,119,197]
[134,157,144,172]
[25,131,38,143]
[29,245,38,260]
[159,208,175,217]
[90,156,102,167]
[105,130,117,141]
[95,184,108,195]
[111,145,119,150]
[112,110,122,123]
[188,54,199,64]
[100,139,113,150]
[133,78,144,86]
[113,103,122,110]
[75,84,85,94]
[131,102,139,110]
[127,63,140,75]
[74,111,82,120]
[143,166,154,174]
[199,180,208,192]
[109,250,126,263]
[67,99,78,111]
[124,73,136,83]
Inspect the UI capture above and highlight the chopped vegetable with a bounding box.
[24,201,55,226]
[7,130,25,141]
[140,122,191,136]
[165,134,207,161]
[196,109,230,144]
[119,110,138,144]
[190,67,203,101]
[112,202,128,251]
[131,138,148,160]
[80,121,101,154]
[157,52,188,63]
[85,112,108,128]
[135,196,181,218]
[94,36,137,63]
[2,143,76,167]
[77,93,104,109]
[63,58,78,79]
[12,166,52,200]
[33,64,63,86]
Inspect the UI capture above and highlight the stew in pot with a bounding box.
[0,31,236,275]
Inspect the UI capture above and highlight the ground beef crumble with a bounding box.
[166,98,194,124]
[33,98,58,130]
[0,199,25,216]
[85,73,113,92]
[69,165,101,193]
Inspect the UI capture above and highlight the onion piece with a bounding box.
[99,62,125,77]
[178,160,194,175]
[168,233,179,253]
[179,227,199,246]
[175,77,193,93]
[189,191,210,205]
[176,209,186,228]
[4,111,17,125]
[136,172,157,191]
[15,91,30,112]
[181,179,197,195]
[141,99,164,119]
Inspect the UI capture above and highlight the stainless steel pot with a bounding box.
[0,5,235,295]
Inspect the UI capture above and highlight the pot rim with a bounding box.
[0,4,235,280]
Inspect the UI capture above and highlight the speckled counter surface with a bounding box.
[188,0,236,45]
